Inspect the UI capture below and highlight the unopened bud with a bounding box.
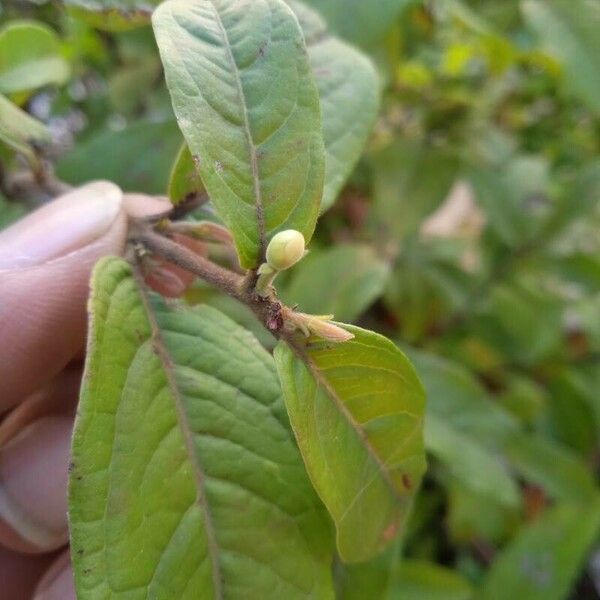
[305,317,354,343]
[266,230,306,271]
[283,310,354,343]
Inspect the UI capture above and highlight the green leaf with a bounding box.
[274,328,426,562]
[481,498,600,600]
[447,482,519,544]
[0,194,25,230]
[0,20,69,94]
[281,244,390,323]
[482,278,563,365]
[288,2,380,211]
[523,0,600,113]
[468,156,550,247]
[372,140,459,240]
[388,560,474,600]
[57,119,182,194]
[169,142,205,205]
[168,1,380,215]
[409,350,598,503]
[70,257,334,599]
[425,415,521,509]
[63,0,161,31]
[506,433,597,503]
[408,349,519,447]
[0,92,49,159]
[152,0,325,269]
[300,0,416,48]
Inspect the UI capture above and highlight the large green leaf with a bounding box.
[166,2,379,215]
[274,327,426,562]
[288,2,380,211]
[0,93,49,159]
[281,244,390,322]
[0,20,69,94]
[153,0,325,269]
[481,498,600,600]
[70,257,334,599]
[57,119,182,194]
[523,0,600,113]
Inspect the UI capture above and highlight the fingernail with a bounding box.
[0,416,72,552]
[0,181,122,269]
[34,551,76,600]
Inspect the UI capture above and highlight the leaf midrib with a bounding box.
[208,0,266,259]
[133,268,224,600]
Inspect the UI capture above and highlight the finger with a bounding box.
[0,370,80,553]
[33,549,76,600]
[0,415,72,553]
[0,182,126,413]
[0,188,200,412]
[0,366,80,448]
[0,545,56,600]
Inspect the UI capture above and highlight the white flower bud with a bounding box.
[266,230,306,271]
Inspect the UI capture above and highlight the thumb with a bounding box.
[0,182,127,412]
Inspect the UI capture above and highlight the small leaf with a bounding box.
[57,119,182,194]
[0,193,26,230]
[153,0,325,269]
[482,498,600,600]
[372,140,459,240]
[274,327,426,562]
[70,257,334,599]
[63,0,161,31]
[288,1,380,211]
[506,433,597,503]
[425,415,521,509]
[523,0,600,114]
[169,142,205,205]
[0,20,70,94]
[299,0,416,48]
[0,92,49,159]
[281,244,390,322]
[388,560,474,600]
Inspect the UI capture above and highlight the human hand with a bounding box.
[0,182,195,599]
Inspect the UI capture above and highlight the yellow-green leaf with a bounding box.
[274,327,426,562]
[0,20,70,94]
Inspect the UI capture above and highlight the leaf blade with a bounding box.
[274,328,426,562]
[69,257,334,599]
[152,0,325,268]
[0,20,70,94]
[482,498,600,600]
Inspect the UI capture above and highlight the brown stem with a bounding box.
[128,224,295,340]
[129,227,244,301]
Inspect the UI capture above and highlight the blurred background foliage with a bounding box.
[0,0,599,598]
